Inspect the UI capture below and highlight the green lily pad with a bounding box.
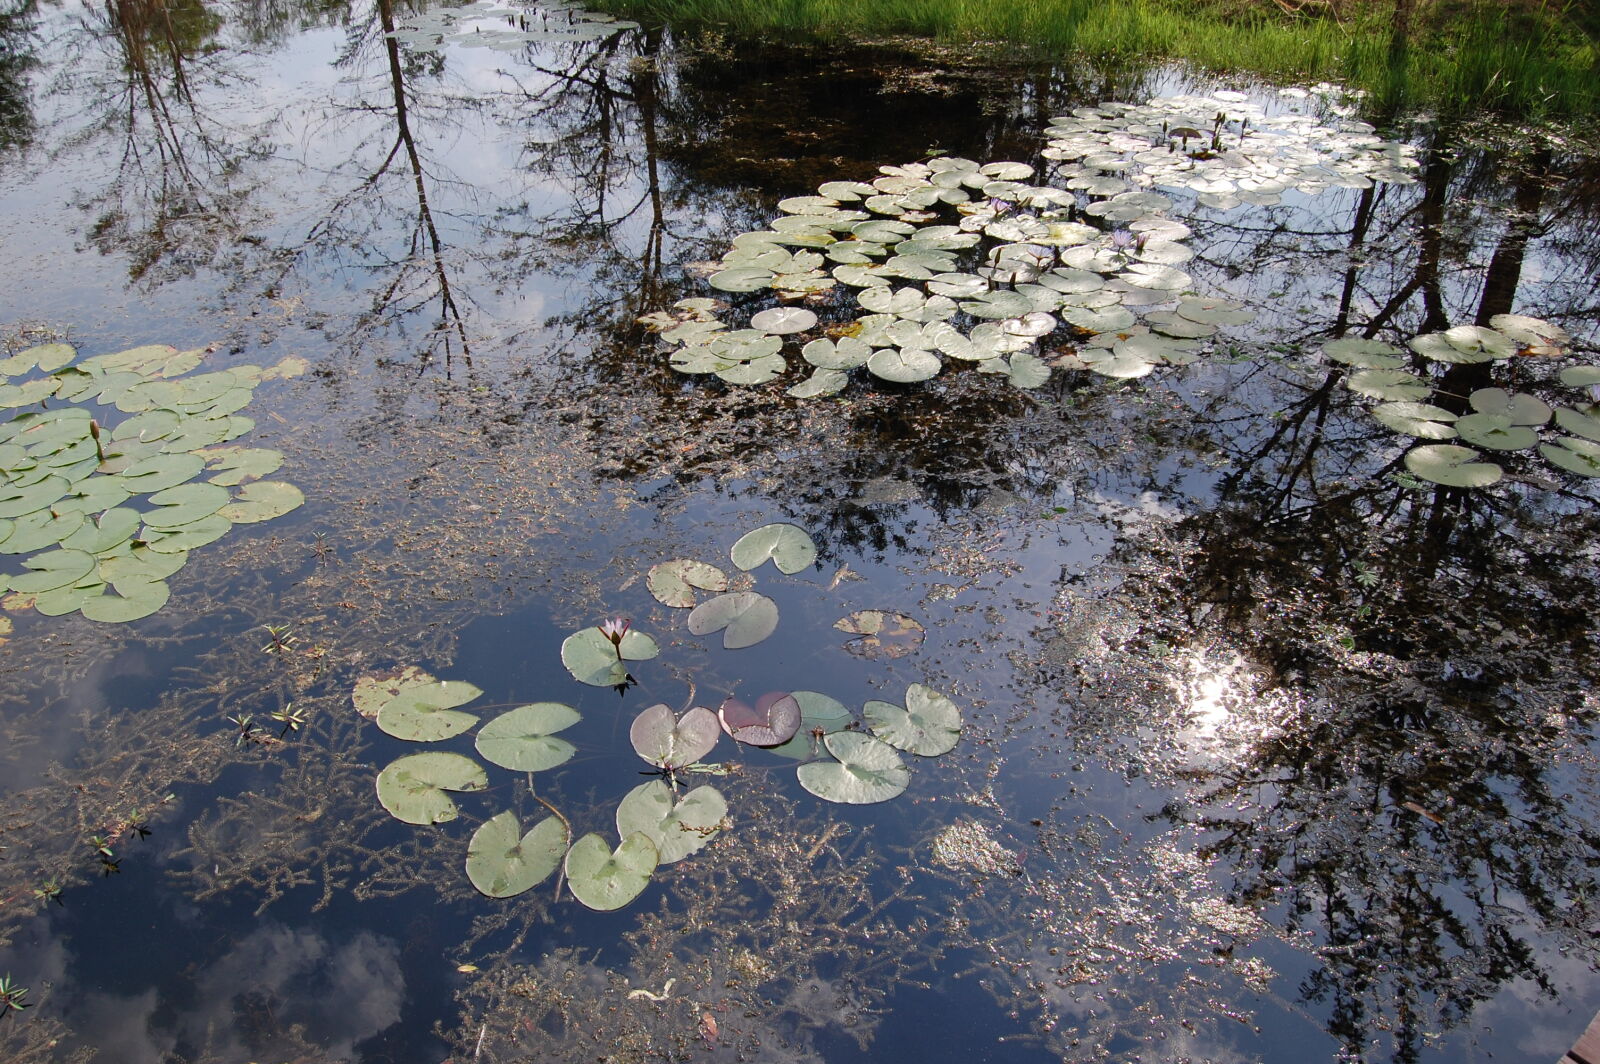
[615,781,727,864]
[33,578,108,617]
[867,346,941,383]
[77,579,171,622]
[1489,313,1569,349]
[560,626,659,686]
[801,337,871,370]
[1555,406,1600,442]
[864,683,963,756]
[797,731,911,805]
[376,752,488,825]
[1453,413,1538,451]
[1370,402,1458,439]
[0,474,70,519]
[475,702,580,771]
[199,446,284,485]
[143,482,229,529]
[647,559,729,608]
[116,452,205,495]
[686,591,779,650]
[466,811,569,899]
[1347,369,1432,402]
[0,342,76,377]
[0,509,84,554]
[352,666,438,721]
[749,307,817,335]
[217,481,305,523]
[1403,444,1502,488]
[1322,338,1405,369]
[1557,366,1600,389]
[141,514,232,553]
[787,369,851,398]
[769,691,855,760]
[1468,387,1549,426]
[708,267,774,293]
[376,679,483,741]
[730,522,816,574]
[56,508,141,554]
[716,352,787,385]
[1007,352,1052,389]
[0,378,61,410]
[1175,299,1254,326]
[564,832,658,911]
[9,548,97,593]
[99,545,187,588]
[1541,436,1600,477]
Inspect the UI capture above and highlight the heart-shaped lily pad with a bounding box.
[718,691,802,747]
[376,679,483,741]
[1370,402,1458,439]
[630,703,721,770]
[615,781,728,864]
[475,702,580,771]
[864,683,963,756]
[729,522,816,574]
[376,751,488,825]
[466,811,569,898]
[687,591,779,649]
[77,579,172,623]
[561,626,659,686]
[646,559,728,608]
[353,666,439,720]
[217,481,305,523]
[796,731,911,805]
[564,832,658,911]
[1452,413,1537,451]
[1541,436,1600,477]
[1403,444,1502,488]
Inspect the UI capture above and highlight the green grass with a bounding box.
[593,0,1600,119]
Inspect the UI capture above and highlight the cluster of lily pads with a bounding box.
[643,90,1425,395]
[363,523,963,909]
[1325,315,1600,485]
[382,0,638,52]
[0,342,305,622]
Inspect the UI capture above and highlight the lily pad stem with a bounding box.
[532,793,571,901]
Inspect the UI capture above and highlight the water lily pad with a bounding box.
[1347,369,1432,402]
[0,342,75,377]
[615,781,727,864]
[1175,299,1254,326]
[801,337,871,370]
[143,482,229,529]
[1452,413,1538,451]
[0,474,70,519]
[1404,444,1502,488]
[647,559,728,607]
[353,666,439,720]
[716,352,787,385]
[466,811,568,898]
[718,691,802,747]
[1555,406,1600,442]
[1370,402,1458,439]
[77,579,171,622]
[200,446,283,485]
[0,509,84,554]
[630,703,721,770]
[687,591,779,649]
[564,832,658,911]
[864,683,963,756]
[1322,338,1405,369]
[58,508,142,554]
[1468,387,1549,426]
[1541,436,1600,477]
[376,679,483,741]
[1558,366,1600,388]
[797,731,910,805]
[141,514,232,553]
[376,752,488,825]
[730,522,816,574]
[561,626,659,686]
[99,545,187,589]
[9,548,96,593]
[787,369,850,398]
[708,267,775,293]
[215,480,305,523]
[867,346,941,383]
[769,691,855,760]
[475,702,580,771]
[1489,313,1569,350]
[835,610,925,659]
[749,307,818,335]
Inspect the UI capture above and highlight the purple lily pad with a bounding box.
[718,692,802,747]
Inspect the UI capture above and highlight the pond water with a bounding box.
[1,2,1598,1062]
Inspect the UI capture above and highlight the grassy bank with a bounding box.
[593,0,1599,119]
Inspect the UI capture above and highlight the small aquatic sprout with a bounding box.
[125,809,152,839]
[310,531,334,564]
[32,881,63,907]
[269,702,308,736]
[0,974,28,1013]
[226,712,258,745]
[87,835,114,859]
[258,624,298,655]
[599,617,631,648]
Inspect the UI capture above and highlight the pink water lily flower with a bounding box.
[599,617,631,648]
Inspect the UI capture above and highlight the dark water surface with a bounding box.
[1,2,1598,1063]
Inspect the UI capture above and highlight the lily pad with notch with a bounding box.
[796,731,911,805]
[864,683,963,756]
[730,522,816,574]
[375,751,488,825]
[769,691,855,760]
[630,702,721,771]
[687,591,779,650]
[718,692,801,747]
[376,679,483,741]
[474,702,580,771]
[561,626,660,687]
[564,832,658,911]
[647,559,729,608]
[615,780,727,864]
[466,811,569,898]
[1403,444,1503,488]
